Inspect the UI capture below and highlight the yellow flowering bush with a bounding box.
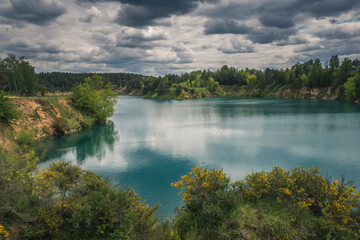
[171,166,235,239]
[32,161,160,239]
[234,166,360,238]
[171,166,228,204]
[0,224,10,239]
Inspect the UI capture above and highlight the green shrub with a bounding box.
[53,117,67,135]
[0,90,18,122]
[234,166,360,239]
[172,166,236,239]
[344,77,357,102]
[16,131,35,146]
[30,161,160,239]
[72,75,117,123]
[80,117,95,129]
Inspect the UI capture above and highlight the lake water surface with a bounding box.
[37,96,360,218]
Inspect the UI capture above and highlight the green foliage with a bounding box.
[80,116,95,129]
[171,166,360,240]
[0,91,18,122]
[2,148,360,240]
[0,150,39,238]
[0,54,39,96]
[171,166,236,239]
[72,75,117,123]
[53,117,67,135]
[245,74,257,86]
[234,166,360,239]
[344,66,360,102]
[344,77,357,102]
[31,161,160,239]
[16,131,35,146]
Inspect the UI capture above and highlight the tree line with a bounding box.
[1,54,360,101]
[37,72,144,92]
[37,55,359,101]
[0,54,41,96]
[130,56,360,101]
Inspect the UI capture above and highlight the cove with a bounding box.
[36,96,360,218]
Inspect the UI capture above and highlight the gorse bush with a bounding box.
[32,161,161,239]
[233,166,360,239]
[172,166,236,239]
[1,156,359,239]
[172,166,360,240]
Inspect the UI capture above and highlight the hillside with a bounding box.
[0,96,94,154]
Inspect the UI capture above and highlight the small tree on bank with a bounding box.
[72,75,117,123]
[0,90,18,122]
[344,66,360,102]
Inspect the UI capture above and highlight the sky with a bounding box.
[0,0,359,75]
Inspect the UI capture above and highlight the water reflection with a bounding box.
[37,96,360,218]
[37,121,118,164]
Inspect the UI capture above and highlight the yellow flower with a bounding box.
[283,188,292,195]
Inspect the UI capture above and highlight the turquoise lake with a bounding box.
[37,96,360,218]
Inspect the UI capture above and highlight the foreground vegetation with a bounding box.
[1,155,359,239]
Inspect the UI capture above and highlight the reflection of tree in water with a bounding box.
[37,121,118,164]
[211,99,360,119]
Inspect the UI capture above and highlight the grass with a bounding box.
[16,131,35,146]
[217,200,315,240]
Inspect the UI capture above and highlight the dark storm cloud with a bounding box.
[291,38,360,66]
[295,0,359,19]
[198,0,360,43]
[5,39,63,55]
[217,39,255,54]
[247,27,297,44]
[199,0,360,22]
[204,19,253,34]
[0,0,66,26]
[273,36,308,46]
[294,43,324,53]
[313,27,360,40]
[172,45,194,64]
[203,18,297,44]
[78,0,219,27]
[116,29,167,49]
[79,15,93,23]
[91,32,114,45]
[258,14,294,29]
[79,13,96,23]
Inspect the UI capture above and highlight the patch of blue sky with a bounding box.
[336,17,360,24]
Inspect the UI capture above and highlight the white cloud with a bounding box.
[0,0,359,74]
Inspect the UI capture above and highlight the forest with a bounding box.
[1,54,360,102]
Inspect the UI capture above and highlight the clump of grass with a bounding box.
[80,117,95,129]
[16,131,35,146]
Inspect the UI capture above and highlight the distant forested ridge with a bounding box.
[1,54,360,102]
[36,55,360,102]
[37,72,145,92]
